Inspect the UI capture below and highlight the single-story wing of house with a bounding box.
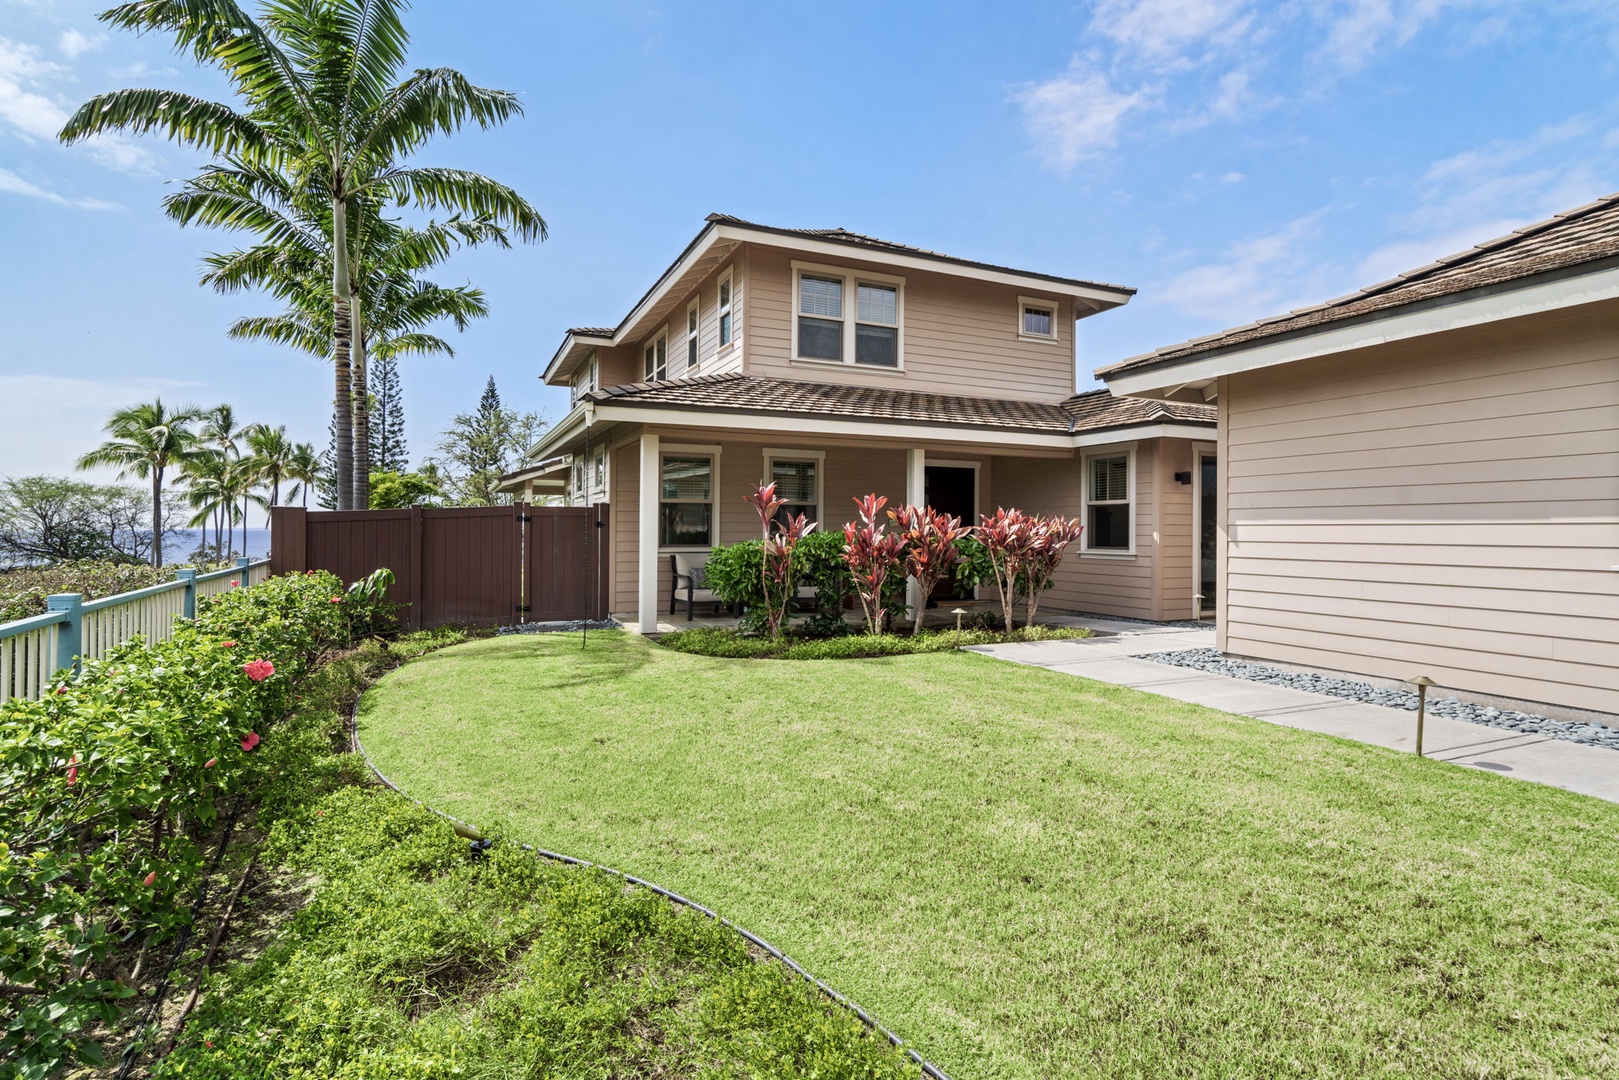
[1099,194,1619,717]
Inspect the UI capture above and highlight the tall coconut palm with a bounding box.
[60,0,546,510]
[181,451,232,561]
[184,186,501,508]
[77,399,200,567]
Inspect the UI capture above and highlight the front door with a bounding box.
[924,465,975,600]
[1197,452,1217,614]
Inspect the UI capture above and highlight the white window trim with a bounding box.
[789,259,905,371]
[761,447,825,534]
[570,349,598,404]
[1017,295,1060,344]
[643,325,669,382]
[1080,445,1136,558]
[684,299,700,375]
[715,266,736,357]
[657,442,722,552]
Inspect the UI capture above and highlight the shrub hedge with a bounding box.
[0,570,350,1077]
[657,624,1089,660]
[0,560,177,622]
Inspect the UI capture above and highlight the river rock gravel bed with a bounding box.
[1146,648,1619,752]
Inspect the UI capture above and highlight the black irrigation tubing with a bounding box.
[347,699,954,1080]
[113,792,249,1080]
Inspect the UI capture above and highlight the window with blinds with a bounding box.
[660,455,712,546]
[793,265,904,368]
[769,458,817,528]
[1085,453,1132,551]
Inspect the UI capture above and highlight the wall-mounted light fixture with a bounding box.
[1174,471,1192,485]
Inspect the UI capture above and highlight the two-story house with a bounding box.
[503,214,1217,630]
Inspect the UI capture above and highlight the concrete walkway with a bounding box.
[969,626,1619,805]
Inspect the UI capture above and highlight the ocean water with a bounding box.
[164,527,272,564]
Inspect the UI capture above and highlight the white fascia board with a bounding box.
[525,405,591,461]
[542,333,615,385]
[590,403,1078,450]
[1103,264,1619,398]
[1072,422,1215,447]
[711,223,1133,309]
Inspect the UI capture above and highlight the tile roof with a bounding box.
[706,214,1135,296]
[1101,191,1619,377]
[584,374,1213,436]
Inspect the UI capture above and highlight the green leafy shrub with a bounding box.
[0,570,350,1077]
[0,560,172,622]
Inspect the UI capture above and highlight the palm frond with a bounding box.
[58,89,266,154]
[372,166,547,242]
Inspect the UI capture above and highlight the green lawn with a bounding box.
[358,631,1619,1079]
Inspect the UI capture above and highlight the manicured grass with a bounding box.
[359,631,1619,1079]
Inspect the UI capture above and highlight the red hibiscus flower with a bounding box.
[241,731,261,752]
[242,659,274,682]
[220,641,236,648]
[66,754,78,786]
[143,871,156,887]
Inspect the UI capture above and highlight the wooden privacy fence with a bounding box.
[269,504,609,630]
[0,558,271,704]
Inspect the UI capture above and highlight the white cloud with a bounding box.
[1354,115,1619,282]
[0,166,120,209]
[58,29,102,60]
[1013,64,1149,170]
[0,35,157,173]
[1091,0,1254,63]
[1157,212,1332,320]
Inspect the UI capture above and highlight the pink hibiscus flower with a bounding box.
[242,659,275,682]
[241,731,261,752]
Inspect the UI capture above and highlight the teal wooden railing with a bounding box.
[0,557,271,704]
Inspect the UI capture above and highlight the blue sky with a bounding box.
[3,0,1618,480]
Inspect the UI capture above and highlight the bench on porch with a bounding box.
[668,553,817,621]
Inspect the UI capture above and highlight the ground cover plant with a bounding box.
[0,574,917,1079]
[658,624,1088,660]
[359,630,1619,1080]
[0,560,175,622]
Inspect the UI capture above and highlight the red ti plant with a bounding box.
[1022,515,1085,628]
[888,504,969,636]
[744,481,816,637]
[976,507,1036,633]
[842,493,908,635]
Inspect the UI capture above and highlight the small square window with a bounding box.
[1019,297,1058,341]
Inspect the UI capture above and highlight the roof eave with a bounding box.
[1101,260,1619,400]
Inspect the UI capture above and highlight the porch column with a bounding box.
[638,431,660,633]
[905,447,925,619]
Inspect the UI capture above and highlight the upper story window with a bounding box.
[718,269,734,348]
[659,453,713,547]
[570,350,597,404]
[1082,450,1134,555]
[686,301,700,372]
[1018,297,1059,342]
[643,328,668,382]
[791,262,904,369]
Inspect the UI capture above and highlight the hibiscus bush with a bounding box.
[0,570,350,1078]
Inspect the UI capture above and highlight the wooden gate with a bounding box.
[524,504,609,622]
[271,503,608,629]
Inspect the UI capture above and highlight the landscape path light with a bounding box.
[951,607,968,633]
[1409,675,1436,757]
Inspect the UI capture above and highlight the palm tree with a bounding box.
[181,451,232,561]
[287,442,321,509]
[60,0,546,510]
[244,423,298,524]
[77,399,200,567]
[188,196,500,507]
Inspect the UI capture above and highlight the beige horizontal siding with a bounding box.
[743,244,1076,401]
[1220,303,1619,714]
[992,442,1177,621]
